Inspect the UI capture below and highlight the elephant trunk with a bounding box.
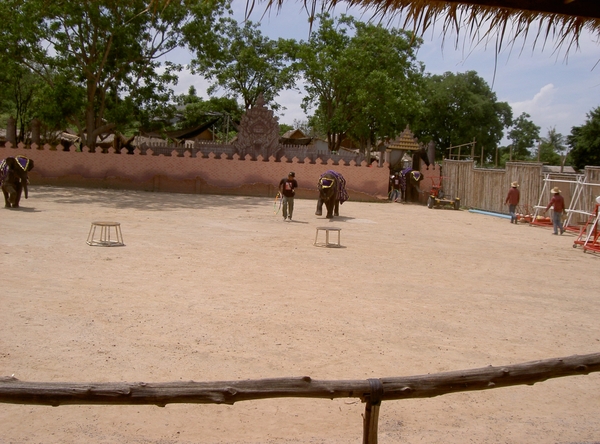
[23,179,28,199]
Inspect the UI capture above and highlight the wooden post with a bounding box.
[363,378,383,444]
[481,144,484,167]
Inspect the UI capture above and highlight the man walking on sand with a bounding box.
[544,186,566,235]
[505,181,520,224]
[279,172,298,221]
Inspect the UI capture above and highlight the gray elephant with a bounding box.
[315,170,349,219]
[1,156,34,208]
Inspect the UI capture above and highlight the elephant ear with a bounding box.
[15,156,32,172]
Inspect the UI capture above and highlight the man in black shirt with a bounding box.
[278,172,298,221]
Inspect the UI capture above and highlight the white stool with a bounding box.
[87,221,124,247]
[314,226,342,247]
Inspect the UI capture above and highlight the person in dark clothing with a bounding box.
[278,172,298,221]
[390,173,401,202]
[505,181,520,224]
[544,186,566,235]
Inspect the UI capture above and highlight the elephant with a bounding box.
[315,170,349,218]
[398,148,431,203]
[1,156,34,208]
[400,168,425,203]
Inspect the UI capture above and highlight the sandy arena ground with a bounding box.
[1,185,600,444]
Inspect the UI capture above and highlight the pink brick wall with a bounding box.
[1,143,391,201]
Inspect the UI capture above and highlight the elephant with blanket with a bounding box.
[1,156,34,208]
[315,170,349,219]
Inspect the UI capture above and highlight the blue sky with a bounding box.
[171,1,600,144]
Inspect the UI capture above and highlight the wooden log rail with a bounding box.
[1,353,600,443]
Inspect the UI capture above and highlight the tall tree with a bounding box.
[0,63,42,143]
[187,18,298,110]
[507,112,540,161]
[538,127,566,165]
[296,14,352,152]
[340,21,424,153]
[568,106,600,170]
[298,14,424,153]
[0,0,227,147]
[414,71,512,162]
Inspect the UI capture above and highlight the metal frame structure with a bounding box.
[573,204,600,253]
[531,173,584,231]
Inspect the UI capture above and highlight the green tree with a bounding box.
[340,21,424,153]
[538,127,566,165]
[507,112,540,161]
[177,94,243,142]
[296,14,352,152]
[414,71,512,162]
[279,123,294,136]
[0,0,227,147]
[0,63,43,142]
[298,14,424,153]
[187,18,298,111]
[568,106,600,170]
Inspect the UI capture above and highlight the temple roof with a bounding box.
[387,126,422,151]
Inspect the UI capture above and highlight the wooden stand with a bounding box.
[314,227,342,247]
[87,221,124,247]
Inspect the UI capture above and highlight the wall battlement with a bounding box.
[0,142,390,201]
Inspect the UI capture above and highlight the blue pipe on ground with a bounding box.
[468,209,511,219]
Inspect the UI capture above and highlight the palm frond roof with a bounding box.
[255,0,599,53]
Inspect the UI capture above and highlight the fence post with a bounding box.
[362,378,383,444]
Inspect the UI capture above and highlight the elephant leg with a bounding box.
[13,183,23,207]
[2,187,10,208]
[315,197,323,216]
[325,199,334,218]
[334,199,339,217]
[3,184,17,207]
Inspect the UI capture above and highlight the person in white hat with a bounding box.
[504,181,520,224]
[544,186,566,235]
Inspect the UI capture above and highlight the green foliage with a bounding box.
[0,0,227,147]
[507,112,541,161]
[538,127,566,165]
[279,123,294,136]
[296,14,353,151]
[180,96,242,128]
[568,106,600,170]
[342,22,424,152]
[169,88,242,143]
[297,14,424,152]
[414,71,513,162]
[0,63,44,142]
[187,17,298,110]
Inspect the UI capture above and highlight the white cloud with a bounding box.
[171,68,210,97]
[511,83,556,115]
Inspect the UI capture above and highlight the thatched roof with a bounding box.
[254,0,599,53]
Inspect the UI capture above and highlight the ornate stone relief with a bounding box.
[234,94,280,160]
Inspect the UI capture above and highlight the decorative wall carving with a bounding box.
[234,94,281,160]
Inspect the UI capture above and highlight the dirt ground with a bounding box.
[1,185,600,444]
